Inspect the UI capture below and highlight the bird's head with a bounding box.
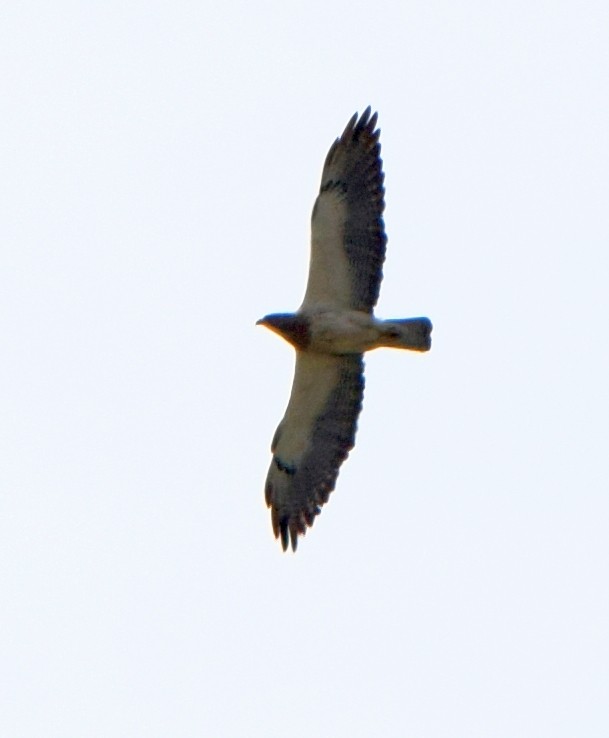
[256,313,310,350]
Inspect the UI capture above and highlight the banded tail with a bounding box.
[380,317,432,351]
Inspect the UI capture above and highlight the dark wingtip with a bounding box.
[351,106,379,142]
[279,516,290,552]
[288,518,301,552]
[269,493,299,553]
[359,105,372,125]
[276,513,307,552]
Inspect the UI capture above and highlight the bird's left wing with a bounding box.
[265,351,364,551]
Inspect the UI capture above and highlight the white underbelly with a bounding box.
[309,311,380,354]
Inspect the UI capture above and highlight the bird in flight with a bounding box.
[257,107,432,551]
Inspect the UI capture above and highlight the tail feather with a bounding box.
[380,317,432,351]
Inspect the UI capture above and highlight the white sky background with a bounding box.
[1,1,608,736]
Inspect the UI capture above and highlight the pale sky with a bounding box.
[1,2,608,736]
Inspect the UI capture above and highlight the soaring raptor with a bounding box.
[258,107,432,551]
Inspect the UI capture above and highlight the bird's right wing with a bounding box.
[265,351,364,551]
[301,107,387,313]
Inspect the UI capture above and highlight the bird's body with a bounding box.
[260,310,431,355]
[258,107,432,551]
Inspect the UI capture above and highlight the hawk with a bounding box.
[258,107,432,551]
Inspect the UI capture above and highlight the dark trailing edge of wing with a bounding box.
[266,355,365,551]
[321,106,387,312]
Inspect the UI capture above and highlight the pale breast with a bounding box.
[308,310,380,354]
